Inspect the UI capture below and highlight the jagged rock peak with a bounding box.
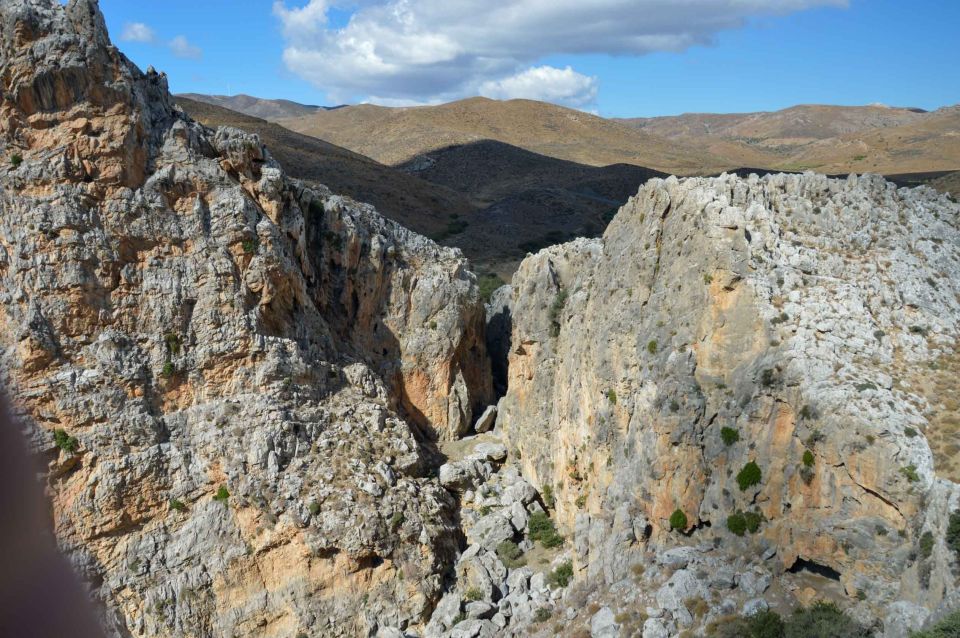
[0,0,492,636]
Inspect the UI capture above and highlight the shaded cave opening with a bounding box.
[788,557,842,581]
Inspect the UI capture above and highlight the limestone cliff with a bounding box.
[0,1,491,636]
[497,172,960,633]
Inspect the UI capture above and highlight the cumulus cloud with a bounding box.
[480,66,598,107]
[273,0,846,106]
[119,22,155,43]
[169,36,202,60]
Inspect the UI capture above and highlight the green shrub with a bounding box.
[169,498,187,512]
[464,587,483,601]
[910,609,960,638]
[900,465,920,482]
[213,485,230,502]
[799,405,819,420]
[721,427,740,446]
[744,510,763,533]
[727,512,747,536]
[737,461,762,491]
[546,560,573,588]
[760,369,776,387]
[309,501,321,516]
[669,508,688,531]
[10,153,22,167]
[947,511,960,560]
[533,607,552,623]
[549,289,568,337]
[529,512,564,548]
[161,361,175,378]
[575,494,587,509]
[53,428,79,453]
[164,332,181,355]
[919,531,935,559]
[477,273,506,303]
[784,601,871,638]
[541,483,555,509]
[904,427,919,438]
[647,340,658,354]
[707,610,784,638]
[242,238,258,254]
[389,511,404,530]
[802,450,815,467]
[496,540,526,568]
[606,389,617,405]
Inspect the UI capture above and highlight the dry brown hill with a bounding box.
[175,96,477,241]
[178,93,323,120]
[278,97,729,175]
[618,104,960,174]
[177,98,663,279]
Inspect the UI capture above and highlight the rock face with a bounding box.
[0,1,491,636]
[497,173,960,629]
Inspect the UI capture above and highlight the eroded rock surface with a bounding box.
[497,172,960,634]
[0,1,491,636]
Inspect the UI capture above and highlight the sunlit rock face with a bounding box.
[0,1,491,636]
[497,172,960,626]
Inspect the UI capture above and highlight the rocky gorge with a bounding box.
[0,2,959,638]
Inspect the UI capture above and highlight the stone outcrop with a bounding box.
[0,1,491,636]
[496,172,960,633]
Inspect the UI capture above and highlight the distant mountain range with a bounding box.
[178,93,960,274]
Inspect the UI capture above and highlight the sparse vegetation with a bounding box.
[528,511,564,548]
[10,153,22,167]
[389,511,404,529]
[708,602,871,638]
[647,339,658,354]
[533,607,552,623]
[910,608,960,638]
[242,238,258,254]
[900,465,920,482]
[164,332,181,355]
[464,587,483,602]
[549,288,568,337]
[737,461,762,491]
[669,508,688,531]
[53,428,78,453]
[721,427,740,446]
[947,511,960,559]
[169,498,187,512]
[161,361,175,379]
[799,405,819,420]
[904,427,918,438]
[541,483,555,509]
[496,540,526,568]
[727,510,763,536]
[213,485,230,502]
[546,560,573,588]
[477,272,506,303]
[802,450,815,467]
[309,501,321,516]
[606,389,617,405]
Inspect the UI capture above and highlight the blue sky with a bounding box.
[98,0,959,118]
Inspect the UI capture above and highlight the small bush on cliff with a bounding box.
[901,465,920,482]
[496,540,525,568]
[549,289,568,337]
[53,428,78,453]
[213,485,229,502]
[784,601,871,638]
[669,509,688,531]
[606,389,617,405]
[647,340,658,354]
[169,498,187,512]
[707,610,784,638]
[541,483,556,509]
[546,560,573,588]
[721,427,740,446]
[737,461,762,491]
[947,511,960,559]
[242,238,258,254]
[802,450,815,467]
[727,512,747,536]
[161,361,175,379]
[477,272,505,303]
[919,531,935,559]
[10,153,22,167]
[529,512,564,548]
[910,609,960,637]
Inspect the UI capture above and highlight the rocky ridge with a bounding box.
[0,1,491,636]
[490,172,960,636]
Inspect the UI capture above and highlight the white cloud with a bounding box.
[120,22,155,43]
[169,35,202,60]
[273,0,847,106]
[480,66,598,107]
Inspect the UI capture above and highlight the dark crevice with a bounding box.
[788,557,841,581]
